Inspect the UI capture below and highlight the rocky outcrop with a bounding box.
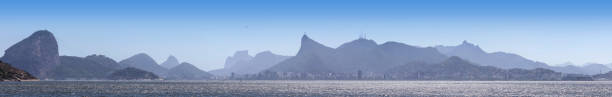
[0,60,37,81]
[1,30,60,78]
[160,55,180,69]
[107,67,160,80]
[223,50,253,69]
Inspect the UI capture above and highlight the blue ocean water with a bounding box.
[1,80,611,97]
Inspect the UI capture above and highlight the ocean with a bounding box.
[1,80,611,97]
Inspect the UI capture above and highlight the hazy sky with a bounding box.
[1,0,612,70]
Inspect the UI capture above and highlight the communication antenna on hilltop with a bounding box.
[359,24,368,39]
[359,32,363,39]
[359,32,367,39]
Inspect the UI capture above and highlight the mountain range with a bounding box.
[118,53,169,77]
[239,35,571,80]
[117,53,216,80]
[267,35,448,73]
[2,30,611,80]
[548,63,611,75]
[210,50,291,76]
[435,41,612,75]
[167,62,213,80]
[386,56,563,80]
[1,30,213,80]
[48,55,121,80]
[435,41,549,69]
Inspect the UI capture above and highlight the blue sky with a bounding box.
[1,0,612,70]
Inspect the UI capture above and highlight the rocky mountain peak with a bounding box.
[225,50,253,68]
[461,40,474,45]
[297,35,334,56]
[160,55,180,69]
[232,51,252,59]
[445,40,486,55]
[1,30,60,78]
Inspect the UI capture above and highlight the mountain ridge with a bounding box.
[1,30,60,78]
[435,41,611,75]
[267,35,448,73]
[118,53,168,76]
[435,41,549,69]
[167,62,213,80]
[160,55,180,69]
[210,50,291,76]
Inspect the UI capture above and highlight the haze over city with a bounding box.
[1,0,612,70]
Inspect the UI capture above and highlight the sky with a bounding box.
[1,0,612,70]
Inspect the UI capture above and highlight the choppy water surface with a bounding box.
[1,80,611,97]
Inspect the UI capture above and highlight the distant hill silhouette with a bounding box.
[210,51,291,76]
[1,30,60,78]
[107,67,160,80]
[435,41,612,75]
[160,55,180,69]
[386,56,563,80]
[593,71,612,80]
[435,41,549,69]
[1,30,606,80]
[167,62,213,80]
[268,35,448,73]
[223,50,253,69]
[119,53,168,76]
[548,63,611,75]
[0,30,169,80]
[255,35,571,80]
[48,55,121,80]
